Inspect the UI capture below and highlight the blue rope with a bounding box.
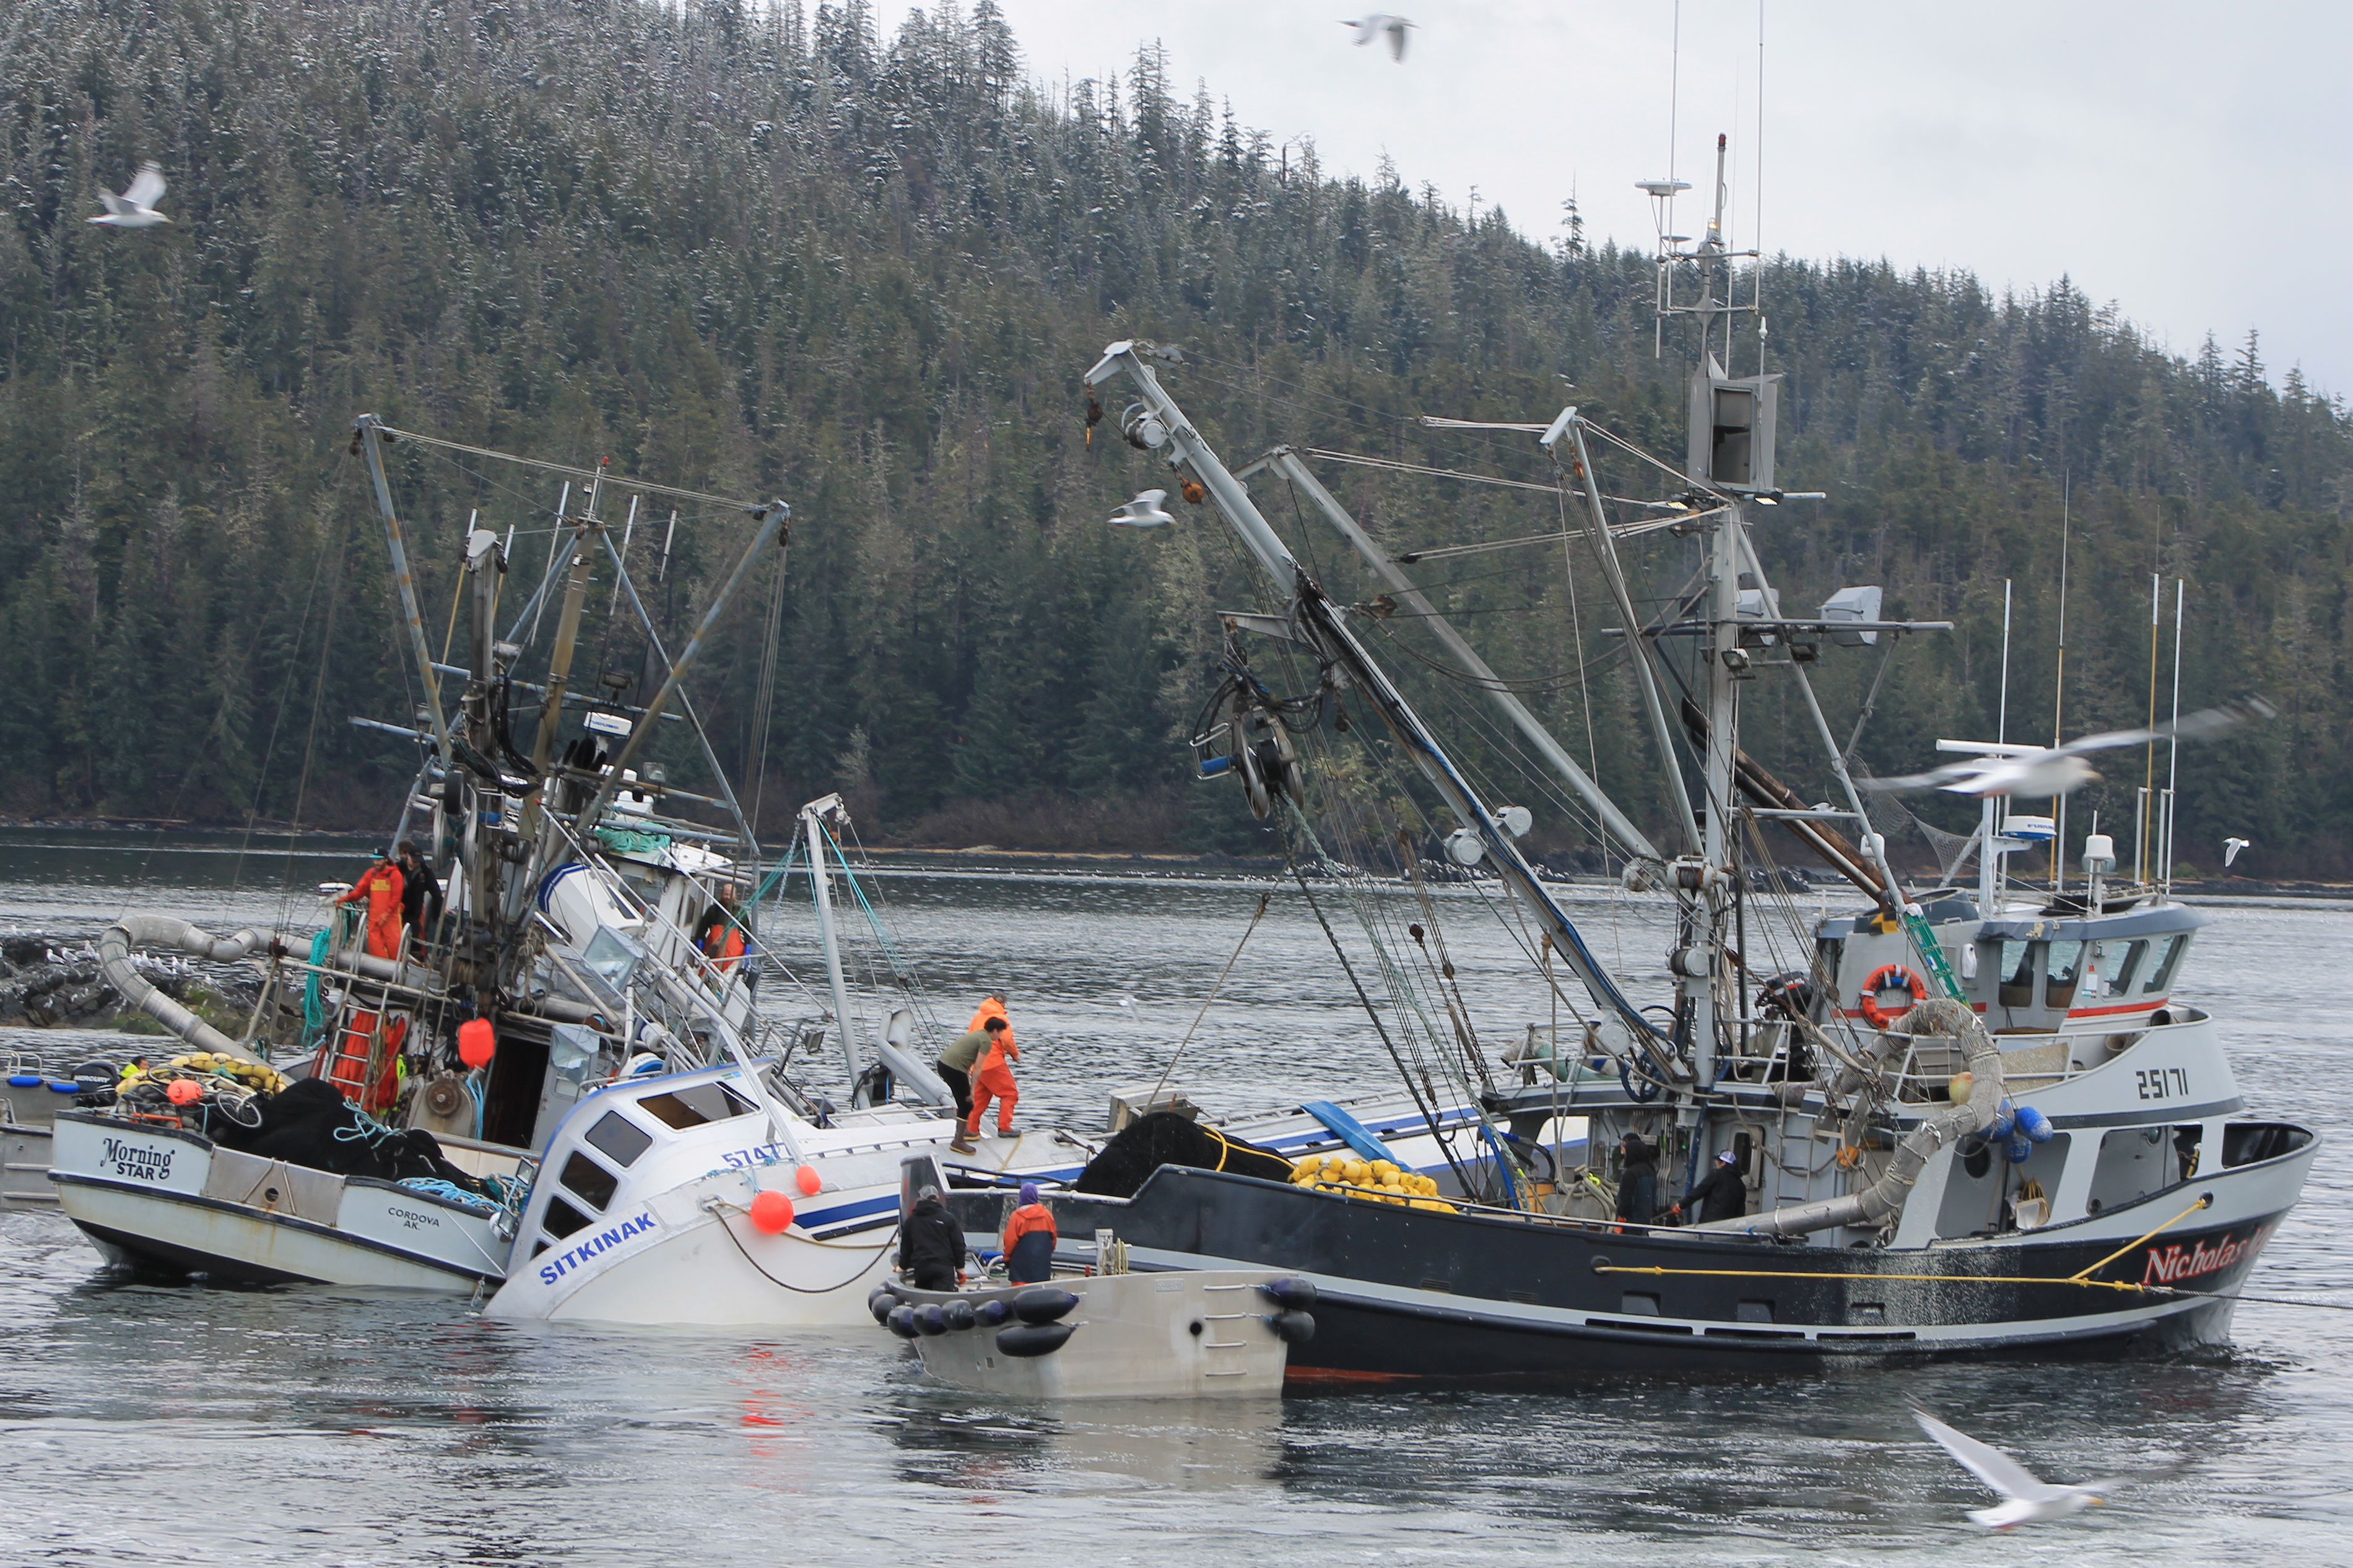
[396,1177,497,1214]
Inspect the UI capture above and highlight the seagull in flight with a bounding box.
[1861,698,2274,799]
[1110,489,1173,527]
[1913,1407,2125,1530]
[90,162,172,228]
[2222,836,2250,867]
[1342,14,1415,61]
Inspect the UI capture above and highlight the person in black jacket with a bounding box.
[1614,1132,1658,1229]
[1675,1148,1749,1225]
[898,1184,967,1291]
[394,839,443,958]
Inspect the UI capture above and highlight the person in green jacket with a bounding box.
[935,1015,1006,1126]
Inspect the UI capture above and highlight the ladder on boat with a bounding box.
[1901,910,1969,1003]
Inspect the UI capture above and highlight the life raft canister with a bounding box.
[1858,963,1926,1030]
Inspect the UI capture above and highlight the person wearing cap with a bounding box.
[1674,1148,1751,1226]
[1000,1182,1058,1284]
[898,1182,968,1291]
[1613,1132,1659,1231]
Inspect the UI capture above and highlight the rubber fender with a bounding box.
[2015,1104,2054,1143]
[2002,1134,2034,1164]
[1269,1309,1316,1346]
[913,1303,949,1336]
[868,1288,897,1325]
[1986,1100,2017,1141]
[977,1297,1011,1327]
[995,1321,1076,1358]
[1258,1276,1318,1310]
[942,1297,977,1332]
[1012,1286,1080,1324]
[886,1305,921,1340]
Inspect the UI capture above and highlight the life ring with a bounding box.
[1858,964,1926,1030]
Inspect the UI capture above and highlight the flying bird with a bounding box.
[1913,1407,2125,1530]
[1861,698,2274,799]
[90,162,172,228]
[1342,14,1415,61]
[2222,836,2250,867]
[1110,489,1173,527]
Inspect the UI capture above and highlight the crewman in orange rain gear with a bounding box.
[697,883,748,974]
[337,854,406,961]
[952,1008,1020,1153]
[1001,1181,1057,1283]
[964,992,1015,1055]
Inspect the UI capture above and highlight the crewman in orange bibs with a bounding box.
[964,992,1014,1055]
[951,1005,1020,1153]
[337,855,406,960]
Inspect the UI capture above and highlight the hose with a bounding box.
[1689,997,2005,1240]
[98,916,293,1066]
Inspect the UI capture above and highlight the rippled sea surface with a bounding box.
[4,830,2348,1566]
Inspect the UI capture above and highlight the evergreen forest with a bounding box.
[3,0,2348,879]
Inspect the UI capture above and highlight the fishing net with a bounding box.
[1070,1112,1293,1197]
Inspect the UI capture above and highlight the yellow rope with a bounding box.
[2066,1195,2212,1282]
[1597,1196,2216,1297]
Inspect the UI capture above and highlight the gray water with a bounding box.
[4,830,2349,1565]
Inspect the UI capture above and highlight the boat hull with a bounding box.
[957,1125,2316,1378]
[484,1188,902,1326]
[3,1122,57,1207]
[48,1112,510,1291]
[887,1270,1294,1399]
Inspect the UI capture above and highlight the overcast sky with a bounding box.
[981,1,2351,399]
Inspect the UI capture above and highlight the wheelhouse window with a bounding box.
[1998,941,2038,1009]
[2089,938,2146,998]
[559,1151,619,1212]
[584,1111,653,1169]
[2141,935,2190,995]
[637,1078,756,1132]
[2045,940,2084,1011]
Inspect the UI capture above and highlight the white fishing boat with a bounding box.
[46,425,980,1297]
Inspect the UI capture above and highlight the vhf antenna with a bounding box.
[1640,134,1760,363]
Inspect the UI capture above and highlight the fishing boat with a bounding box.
[963,137,2317,1375]
[45,424,1008,1299]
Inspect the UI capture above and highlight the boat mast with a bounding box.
[1240,446,1665,870]
[801,794,866,1083]
[1085,342,1668,1047]
[1644,132,1764,1089]
[354,415,453,766]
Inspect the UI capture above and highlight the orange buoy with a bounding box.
[748,1190,794,1234]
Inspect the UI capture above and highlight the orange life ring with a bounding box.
[1858,963,1926,1030]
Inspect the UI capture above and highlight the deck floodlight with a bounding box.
[1820,586,1883,646]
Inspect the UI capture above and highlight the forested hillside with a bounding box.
[3,0,2347,877]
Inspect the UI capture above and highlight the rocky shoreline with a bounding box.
[0,933,262,1033]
